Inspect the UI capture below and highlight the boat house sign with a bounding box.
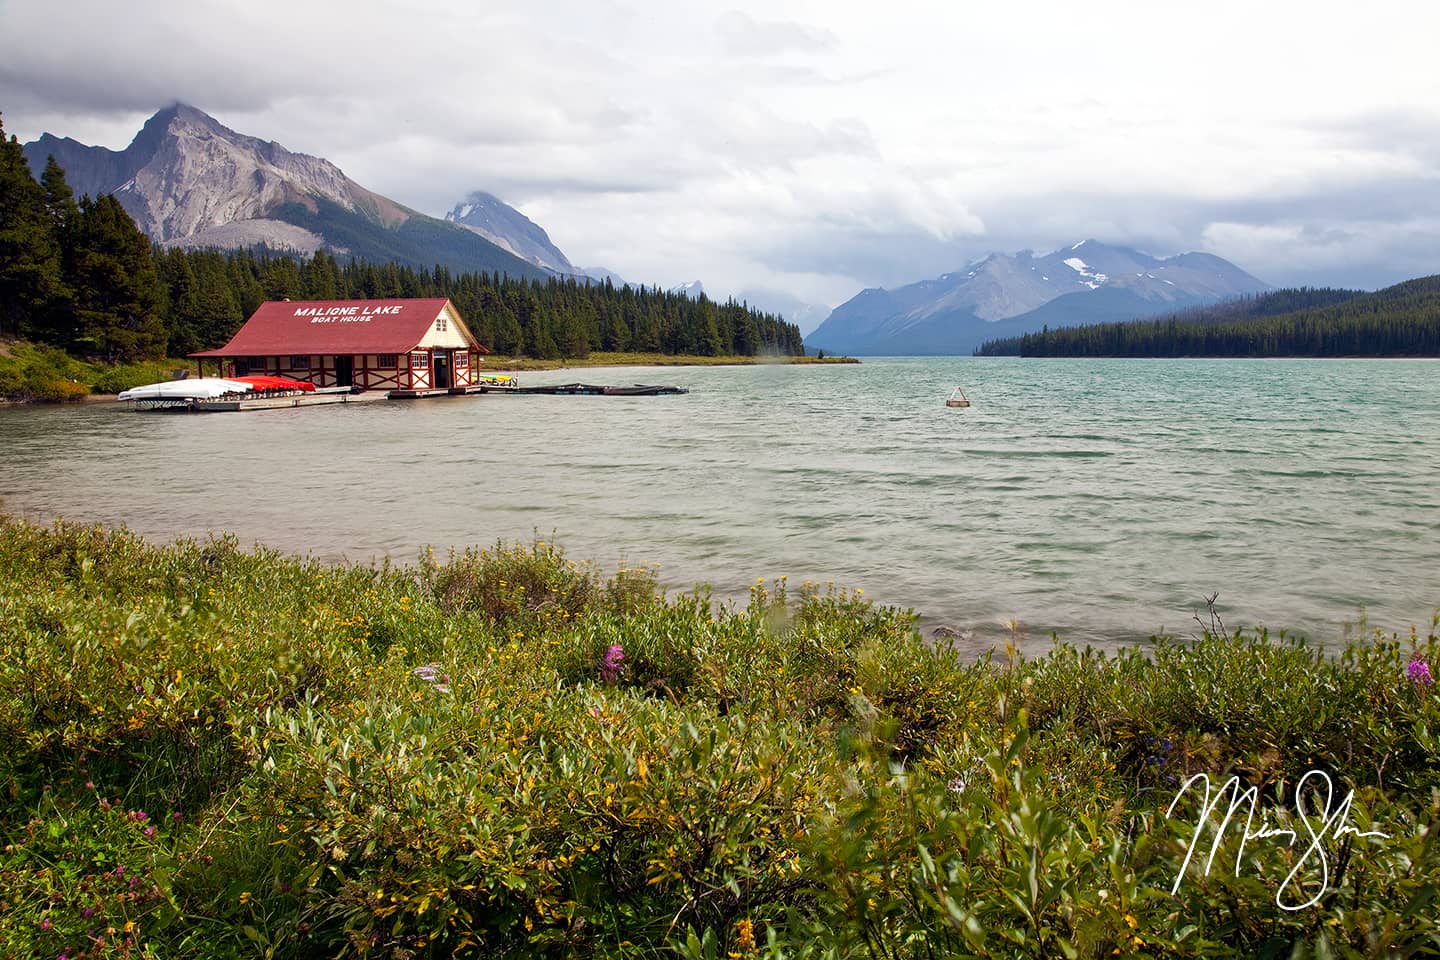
[294,305,406,321]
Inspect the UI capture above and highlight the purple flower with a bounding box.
[1409,650,1433,687]
[600,643,624,684]
[41,918,51,931]
[412,663,451,694]
[143,826,156,837]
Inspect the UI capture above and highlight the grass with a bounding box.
[0,514,1436,958]
[0,339,198,402]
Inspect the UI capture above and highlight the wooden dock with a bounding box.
[387,382,684,399]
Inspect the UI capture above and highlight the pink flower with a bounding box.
[143,826,156,837]
[1409,650,1433,687]
[599,643,625,684]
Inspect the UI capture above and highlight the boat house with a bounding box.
[190,298,488,392]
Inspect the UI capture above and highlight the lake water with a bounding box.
[2,357,1438,651]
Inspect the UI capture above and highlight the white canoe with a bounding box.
[117,378,255,402]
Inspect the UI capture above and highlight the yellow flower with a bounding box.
[239,891,252,905]
[124,921,135,933]
[734,918,756,952]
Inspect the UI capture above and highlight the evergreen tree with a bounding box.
[0,118,64,341]
[261,256,303,300]
[158,247,204,355]
[67,194,167,361]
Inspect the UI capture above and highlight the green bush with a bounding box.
[0,339,193,400]
[1,513,1437,958]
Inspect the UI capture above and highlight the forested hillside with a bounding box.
[0,116,802,366]
[975,282,1440,357]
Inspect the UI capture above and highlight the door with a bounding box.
[433,351,452,389]
[334,355,354,388]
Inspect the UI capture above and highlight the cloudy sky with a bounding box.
[3,0,1438,318]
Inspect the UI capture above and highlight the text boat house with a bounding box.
[191,298,488,392]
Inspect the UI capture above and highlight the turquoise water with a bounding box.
[2,357,1437,649]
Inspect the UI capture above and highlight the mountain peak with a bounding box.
[444,190,577,275]
[670,280,706,299]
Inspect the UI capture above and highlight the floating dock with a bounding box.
[509,383,688,396]
[132,386,377,412]
[388,382,686,399]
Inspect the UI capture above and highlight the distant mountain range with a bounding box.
[22,104,552,281]
[805,240,1270,355]
[736,288,831,337]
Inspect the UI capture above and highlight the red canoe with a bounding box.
[231,375,317,392]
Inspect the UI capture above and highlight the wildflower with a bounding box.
[143,826,156,838]
[734,918,756,953]
[411,663,450,694]
[600,643,625,684]
[239,891,252,905]
[1408,650,1433,687]
[40,918,51,931]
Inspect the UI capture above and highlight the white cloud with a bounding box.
[1202,218,1440,288]
[714,11,836,57]
[3,0,1440,302]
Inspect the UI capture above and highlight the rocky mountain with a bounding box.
[805,240,1270,355]
[444,191,578,275]
[22,104,549,280]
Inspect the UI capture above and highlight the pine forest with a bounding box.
[975,282,1440,357]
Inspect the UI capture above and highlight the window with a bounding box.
[455,351,470,368]
[411,352,429,369]
[377,354,398,369]
[436,315,448,332]
[290,355,310,369]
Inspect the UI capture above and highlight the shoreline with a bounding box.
[0,352,859,404]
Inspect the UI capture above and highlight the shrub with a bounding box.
[1,514,1437,958]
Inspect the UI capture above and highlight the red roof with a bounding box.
[190,298,487,357]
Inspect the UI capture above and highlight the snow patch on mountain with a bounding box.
[1063,257,1108,289]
